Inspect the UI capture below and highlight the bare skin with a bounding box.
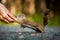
[0,3,17,23]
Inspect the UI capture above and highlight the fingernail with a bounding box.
[9,18,14,21]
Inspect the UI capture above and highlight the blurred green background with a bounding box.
[0,0,60,27]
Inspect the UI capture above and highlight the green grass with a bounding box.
[0,11,60,27]
[48,15,60,26]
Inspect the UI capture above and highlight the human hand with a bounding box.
[0,3,17,23]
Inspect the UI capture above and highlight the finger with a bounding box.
[8,13,17,21]
[0,3,17,22]
[0,3,17,21]
[0,6,14,22]
[0,10,14,22]
[0,15,9,23]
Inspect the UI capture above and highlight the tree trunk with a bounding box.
[15,0,22,13]
[23,0,35,15]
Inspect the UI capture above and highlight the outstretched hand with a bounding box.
[0,3,17,23]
